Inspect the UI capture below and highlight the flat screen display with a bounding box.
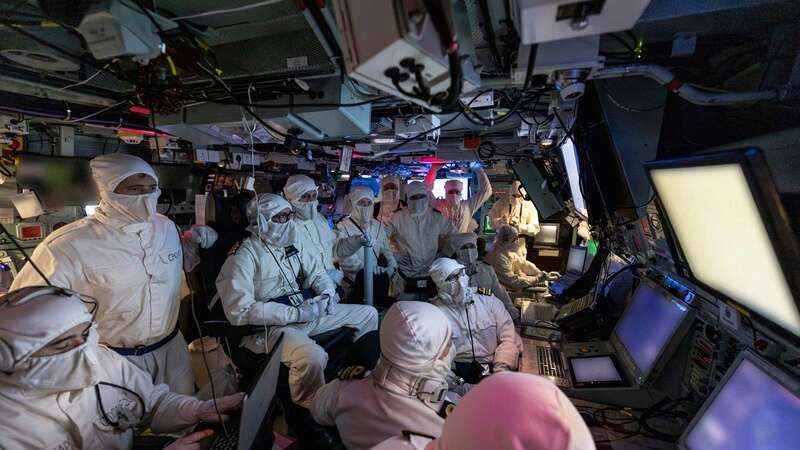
[684,358,800,450]
[650,163,800,336]
[570,356,622,383]
[535,223,559,245]
[427,178,470,200]
[614,281,689,379]
[566,247,587,274]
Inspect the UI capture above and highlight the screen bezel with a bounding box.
[566,245,587,274]
[567,355,630,388]
[644,148,800,340]
[611,278,693,386]
[677,350,800,450]
[534,222,561,245]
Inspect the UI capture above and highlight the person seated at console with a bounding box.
[486,225,555,294]
[0,286,243,449]
[429,258,522,384]
[216,193,378,411]
[442,232,519,321]
[310,301,462,450]
[372,372,595,450]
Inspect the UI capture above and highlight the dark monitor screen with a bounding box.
[571,356,622,382]
[614,280,690,382]
[566,246,587,274]
[683,355,800,450]
[534,223,559,245]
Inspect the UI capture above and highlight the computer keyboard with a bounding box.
[209,423,240,450]
[555,292,595,321]
[536,346,565,379]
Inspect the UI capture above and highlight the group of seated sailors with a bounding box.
[0,153,594,450]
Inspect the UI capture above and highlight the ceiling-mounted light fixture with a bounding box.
[372,137,397,144]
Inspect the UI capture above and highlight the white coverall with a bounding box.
[284,174,341,281]
[371,372,596,450]
[0,287,241,450]
[376,175,403,226]
[335,186,397,283]
[442,233,518,321]
[425,165,492,233]
[429,258,521,370]
[387,181,456,300]
[216,194,378,409]
[488,180,541,237]
[311,301,459,450]
[10,153,205,395]
[485,225,546,292]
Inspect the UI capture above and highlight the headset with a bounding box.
[1,286,145,430]
[375,330,453,407]
[1,285,98,320]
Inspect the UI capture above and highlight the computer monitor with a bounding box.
[566,246,587,274]
[427,178,470,200]
[645,149,800,336]
[612,279,692,385]
[534,223,560,245]
[679,351,800,450]
[567,355,627,388]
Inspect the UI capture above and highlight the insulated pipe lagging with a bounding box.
[591,64,786,106]
[363,240,374,306]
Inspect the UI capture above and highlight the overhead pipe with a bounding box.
[591,64,789,106]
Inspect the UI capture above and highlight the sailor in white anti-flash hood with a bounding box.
[442,232,519,322]
[0,286,243,450]
[335,186,398,299]
[10,153,216,395]
[283,174,344,286]
[370,372,595,450]
[216,193,378,409]
[425,164,492,234]
[311,301,461,450]
[387,181,456,301]
[429,258,521,378]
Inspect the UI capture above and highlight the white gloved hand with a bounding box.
[195,392,245,422]
[297,301,320,323]
[327,269,345,285]
[165,429,215,450]
[190,226,219,249]
[338,235,369,258]
[312,294,330,316]
[326,292,339,314]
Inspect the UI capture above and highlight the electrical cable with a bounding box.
[604,87,665,113]
[64,100,129,123]
[462,299,479,369]
[0,222,52,286]
[95,381,146,428]
[58,63,112,92]
[189,287,229,436]
[422,0,463,111]
[136,4,309,147]
[169,0,285,22]
[478,0,503,71]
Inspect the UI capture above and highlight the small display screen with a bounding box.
[685,358,800,450]
[535,223,559,245]
[570,356,622,383]
[615,281,689,379]
[566,246,587,274]
[427,178,470,200]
